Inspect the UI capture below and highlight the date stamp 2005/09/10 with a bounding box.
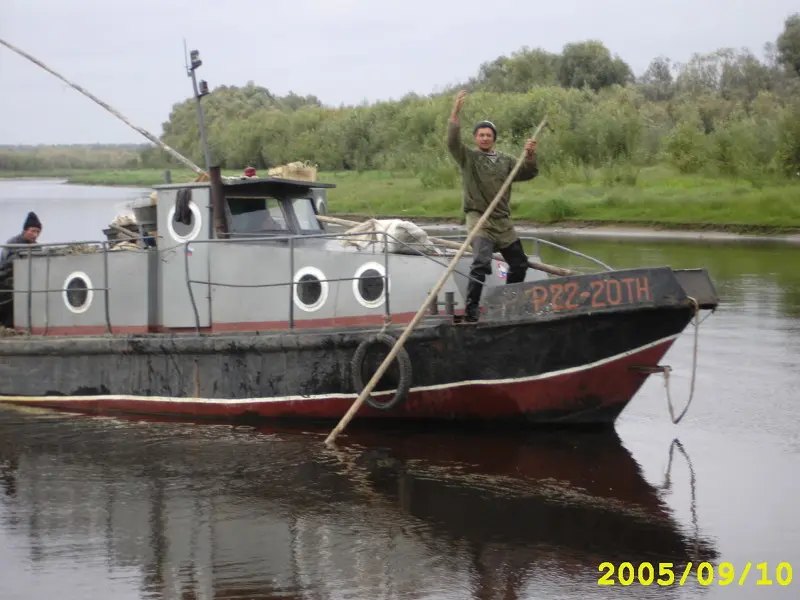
[598,561,793,587]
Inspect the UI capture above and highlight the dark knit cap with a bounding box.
[473,120,497,138]
[23,211,42,231]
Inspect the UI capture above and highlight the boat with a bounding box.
[0,44,720,432]
[0,170,719,427]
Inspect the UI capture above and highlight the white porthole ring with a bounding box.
[63,271,94,314]
[293,266,329,312]
[352,262,388,309]
[166,200,202,243]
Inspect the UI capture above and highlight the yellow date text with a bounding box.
[597,561,793,587]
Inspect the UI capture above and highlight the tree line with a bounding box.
[5,13,800,183]
[0,144,147,171]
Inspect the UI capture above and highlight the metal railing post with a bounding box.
[26,246,32,334]
[44,253,51,335]
[288,237,295,329]
[383,230,391,321]
[184,241,201,334]
[102,241,111,333]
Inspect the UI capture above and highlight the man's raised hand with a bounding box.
[451,90,467,122]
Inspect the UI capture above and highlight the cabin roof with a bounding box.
[224,176,336,189]
[152,176,336,191]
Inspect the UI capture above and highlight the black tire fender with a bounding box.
[350,333,412,410]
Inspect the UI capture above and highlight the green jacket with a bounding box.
[446,119,538,220]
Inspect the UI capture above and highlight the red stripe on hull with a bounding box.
[6,339,676,425]
[19,311,424,336]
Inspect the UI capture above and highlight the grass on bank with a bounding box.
[1,165,799,232]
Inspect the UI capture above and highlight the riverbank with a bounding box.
[2,166,799,236]
[418,220,800,244]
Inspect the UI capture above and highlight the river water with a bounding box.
[1,179,799,599]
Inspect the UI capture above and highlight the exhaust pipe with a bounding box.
[209,165,228,238]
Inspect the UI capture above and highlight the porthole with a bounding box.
[293,266,328,312]
[62,271,93,314]
[352,262,387,309]
[166,197,202,242]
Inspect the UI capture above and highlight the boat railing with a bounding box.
[431,234,613,271]
[1,240,117,335]
[0,230,478,335]
[1,227,604,335]
[178,229,483,333]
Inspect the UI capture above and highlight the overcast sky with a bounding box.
[0,0,796,146]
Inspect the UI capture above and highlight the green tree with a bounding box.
[464,47,561,92]
[558,41,633,91]
[639,56,675,101]
[777,13,800,75]
[7,17,800,184]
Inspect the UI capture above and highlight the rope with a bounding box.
[663,296,701,424]
[378,318,391,335]
[660,438,699,558]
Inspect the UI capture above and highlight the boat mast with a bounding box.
[184,42,213,172]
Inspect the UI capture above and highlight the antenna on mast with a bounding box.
[183,38,189,73]
[185,41,212,172]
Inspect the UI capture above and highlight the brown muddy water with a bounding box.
[1,179,799,599]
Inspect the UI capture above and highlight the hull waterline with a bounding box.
[0,329,679,426]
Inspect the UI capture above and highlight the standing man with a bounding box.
[0,211,42,328]
[446,90,538,322]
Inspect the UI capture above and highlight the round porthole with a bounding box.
[352,262,387,309]
[62,271,93,314]
[293,266,328,312]
[166,199,202,243]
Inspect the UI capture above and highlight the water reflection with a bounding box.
[0,408,716,599]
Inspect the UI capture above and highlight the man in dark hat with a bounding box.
[1,211,41,269]
[446,89,538,322]
[0,211,42,327]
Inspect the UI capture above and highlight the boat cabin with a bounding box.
[131,175,335,246]
[4,173,505,336]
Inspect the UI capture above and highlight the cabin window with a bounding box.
[62,271,94,314]
[167,190,203,243]
[352,262,387,308]
[67,278,88,307]
[292,198,322,231]
[298,274,322,305]
[358,269,384,301]
[172,209,195,238]
[293,266,329,312]
[227,196,288,234]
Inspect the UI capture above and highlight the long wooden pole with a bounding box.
[0,37,205,176]
[324,117,549,446]
[317,214,575,277]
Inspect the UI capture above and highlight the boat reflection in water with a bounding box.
[0,408,716,599]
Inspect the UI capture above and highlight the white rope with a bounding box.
[660,438,700,557]
[378,318,391,335]
[663,296,701,424]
